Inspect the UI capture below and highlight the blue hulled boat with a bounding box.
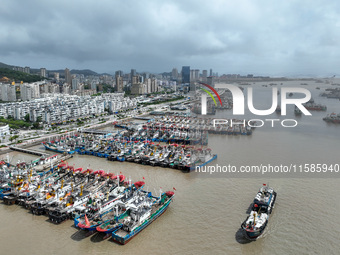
[111,190,174,245]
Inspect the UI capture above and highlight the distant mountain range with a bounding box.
[49,69,99,77]
[0,62,102,77]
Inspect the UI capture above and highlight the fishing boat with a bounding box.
[111,190,174,245]
[2,191,17,204]
[185,149,217,172]
[303,103,327,111]
[323,113,340,123]
[49,194,90,224]
[96,212,123,239]
[241,184,276,240]
[42,142,75,154]
[75,176,132,233]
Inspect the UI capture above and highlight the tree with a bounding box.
[24,114,30,122]
[9,135,19,142]
[31,116,43,129]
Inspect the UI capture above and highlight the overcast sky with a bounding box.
[1,0,340,76]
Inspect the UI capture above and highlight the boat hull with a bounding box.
[49,211,70,224]
[111,198,172,245]
[43,144,74,154]
[187,154,218,172]
[3,195,17,205]
[241,191,276,240]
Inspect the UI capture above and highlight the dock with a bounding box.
[9,146,49,157]
[133,116,154,121]
[79,129,113,135]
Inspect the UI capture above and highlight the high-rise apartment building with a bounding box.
[71,78,79,90]
[181,66,190,84]
[63,84,71,94]
[172,68,178,80]
[91,81,97,91]
[130,69,136,82]
[190,70,194,81]
[115,70,123,77]
[54,72,60,81]
[20,83,40,101]
[115,75,124,92]
[194,69,200,81]
[24,66,30,74]
[40,68,47,78]
[1,84,16,102]
[65,68,71,85]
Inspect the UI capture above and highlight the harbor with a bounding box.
[0,80,340,254]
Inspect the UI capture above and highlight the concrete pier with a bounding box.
[9,146,49,157]
[80,129,114,135]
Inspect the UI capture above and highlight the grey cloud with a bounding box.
[1,0,340,75]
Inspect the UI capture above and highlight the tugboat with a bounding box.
[241,184,276,240]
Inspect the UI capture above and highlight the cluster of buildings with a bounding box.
[0,80,99,102]
[1,65,219,104]
[0,93,137,124]
[115,69,162,95]
[173,67,216,84]
[4,65,218,99]
[0,123,9,136]
[12,66,48,78]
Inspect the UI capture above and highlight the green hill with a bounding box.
[49,69,99,77]
[0,62,13,69]
[0,67,44,83]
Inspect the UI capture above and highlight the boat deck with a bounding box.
[114,200,165,237]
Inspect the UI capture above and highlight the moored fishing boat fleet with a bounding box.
[148,116,255,135]
[41,117,221,172]
[119,116,255,135]
[43,133,217,172]
[0,161,175,244]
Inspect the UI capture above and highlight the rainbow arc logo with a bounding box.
[198,82,223,115]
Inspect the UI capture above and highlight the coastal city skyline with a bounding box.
[1,0,340,76]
